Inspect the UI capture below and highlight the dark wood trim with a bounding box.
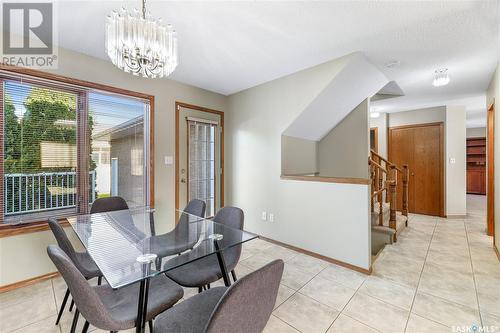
[0,218,70,238]
[0,271,59,293]
[0,64,152,100]
[370,127,379,153]
[259,236,372,275]
[487,103,495,237]
[280,174,371,185]
[175,102,225,218]
[388,122,445,217]
[0,65,156,232]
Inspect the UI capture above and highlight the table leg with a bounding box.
[135,280,146,333]
[141,278,151,330]
[214,242,231,287]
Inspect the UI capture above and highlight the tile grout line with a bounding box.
[402,217,438,333]
[51,277,64,333]
[464,217,485,328]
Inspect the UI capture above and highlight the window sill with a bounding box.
[280,174,371,185]
[0,218,70,238]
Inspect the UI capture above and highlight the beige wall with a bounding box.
[369,112,388,159]
[227,57,371,270]
[446,106,467,216]
[317,99,370,178]
[0,46,228,286]
[467,127,487,138]
[487,62,500,252]
[388,106,446,128]
[281,136,318,175]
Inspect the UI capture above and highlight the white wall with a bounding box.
[318,99,370,178]
[487,62,500,253]
[0,46,228,286]
[227,57,372,270]
[446,106,467,216]
[467,127,487,138]
[369,112,388,158]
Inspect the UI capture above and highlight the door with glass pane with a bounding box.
[177,105,222,218]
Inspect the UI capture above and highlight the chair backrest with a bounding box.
[90,196,129,214]
[205,259,284,333]
[214,206,244,266]
[47,245,117,330]
[184,199,206,218]
[48,218,78,263]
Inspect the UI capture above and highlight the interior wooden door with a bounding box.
[389,123,444,217]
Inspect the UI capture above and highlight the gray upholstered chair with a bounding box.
[165,206,244,292]
[47,245,184,333]
[48,218,102,326]
[155,259,284,333]
[147,199,206,263]
[90,196,129,214]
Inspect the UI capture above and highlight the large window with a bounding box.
[1,75,152,224]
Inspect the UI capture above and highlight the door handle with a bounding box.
[411,172,415,176]
[180,178,186,183]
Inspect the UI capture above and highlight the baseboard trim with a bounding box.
[259,236,372,275]
[0,272,59,293]
[495,245,500,262]
[446,214,467,219]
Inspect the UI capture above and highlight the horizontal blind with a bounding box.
[3,80,79,222]
[88,92,149,209]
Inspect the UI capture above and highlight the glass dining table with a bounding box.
[68,207,258,333]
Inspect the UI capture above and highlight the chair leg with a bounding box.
[69,299,75,312]
[148,320,154,333]
[206,284,210,289]
[55,288,70,325]
[198,286,203,293]
[82,320,89,333]
[70,309,79,333]
[98,276,102,286]
[231,270,237,282]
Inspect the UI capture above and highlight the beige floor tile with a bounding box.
[0,292,57,332]
[239,253,276,271]
[418,263,477,308]
[405,313,450,333]
[10,315,61,333]
[317,264,367,290]
[342,293,409,333]
[426,251,472,273]
[287,253,329,275]
[411,292,480,328]
[275,284,296,309]
[372,255,422,288]
[358,275,415,310]
[299,276,356,311]
[327,314,379,333]
[274,293,338,333]
[263,315,300,333]
[281,263,317,290]
[58,309,97,333]
[477,290,500,317]
[481,312,500,330]
[0,280,53,310]
[260,244,300,261]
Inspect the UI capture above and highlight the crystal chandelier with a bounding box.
[105,0,178,78]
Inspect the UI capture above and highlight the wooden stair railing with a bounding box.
[369,150,410,238]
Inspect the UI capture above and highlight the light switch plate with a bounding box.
[164,156,173,165]
[261,211,267,221]
[268,213,274,222]
[449,157,456,164]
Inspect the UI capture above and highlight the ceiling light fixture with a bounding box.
[432,69,450,87]
[105,0,178,78]
[370,112,380,118]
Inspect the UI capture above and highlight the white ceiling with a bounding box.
[52,1,499,125]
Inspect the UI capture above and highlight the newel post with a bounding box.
[402,165,409,219]
[387,180,397,242]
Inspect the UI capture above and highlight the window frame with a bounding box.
[0,65,155,237]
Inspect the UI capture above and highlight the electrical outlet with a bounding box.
[268,213,274,222]
[261,211,267,221]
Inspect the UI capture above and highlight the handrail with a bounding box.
[371,187,386,198]
[370,150,403,172]
[368,158,387,173]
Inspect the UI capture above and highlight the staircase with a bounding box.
[369,150,409,255]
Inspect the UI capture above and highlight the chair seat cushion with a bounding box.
[95,275,184,330]
[166,254,234,288]
[74,252,101,279]
[154,287,227,333]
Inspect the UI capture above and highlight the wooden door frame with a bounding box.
[388,122,445,217]
[175,102,225,217]
[487,103,495,238]
[370,127,379,153]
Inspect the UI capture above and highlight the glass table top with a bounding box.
[68,207,257,289]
